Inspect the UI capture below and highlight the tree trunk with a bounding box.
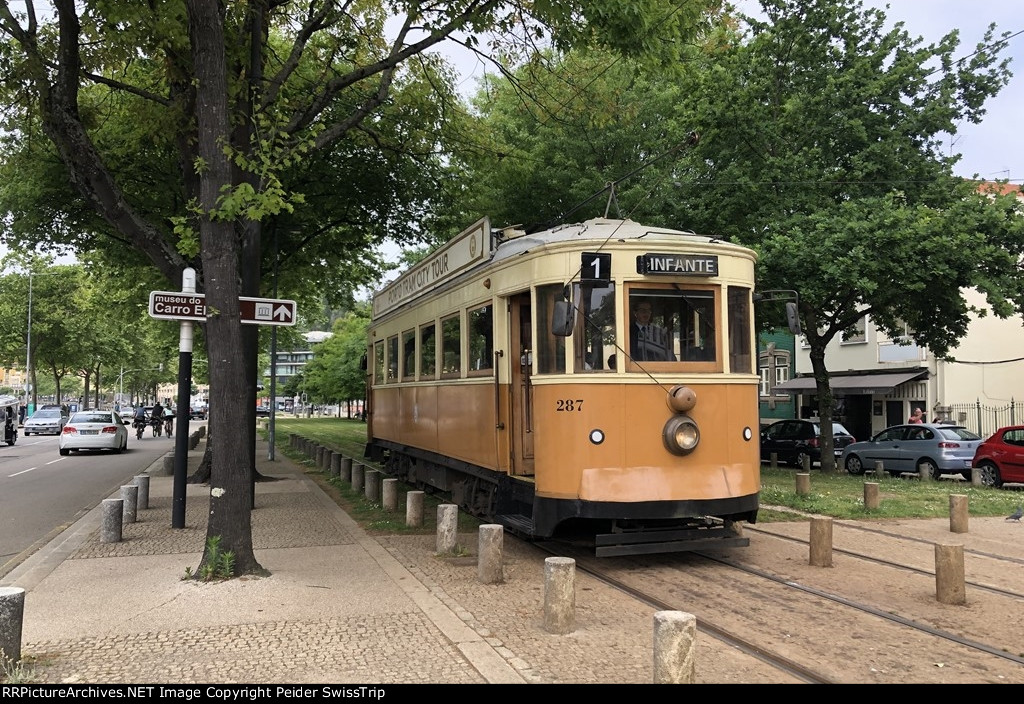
[186,0,265,577]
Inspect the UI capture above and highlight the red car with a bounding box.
[972,425,1024,487]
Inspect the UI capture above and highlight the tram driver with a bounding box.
[630,298,675,362]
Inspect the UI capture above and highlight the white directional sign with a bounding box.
[149,291,297,326]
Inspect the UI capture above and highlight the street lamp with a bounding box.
[24,270,59,415]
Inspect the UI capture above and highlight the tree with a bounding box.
[674,0,1024,471]
[448,0,1024,474]
[0,0,722,576]
[301,307,371,414]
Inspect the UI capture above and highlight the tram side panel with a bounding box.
[371,382,504,474]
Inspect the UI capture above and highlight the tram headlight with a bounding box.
[663,415,700,456]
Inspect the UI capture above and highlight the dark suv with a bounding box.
[760,419,856,468]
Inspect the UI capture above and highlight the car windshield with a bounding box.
[832,423,851,436]
[32,409,61,418]
[937,426,982,441]
[70,412,112,424]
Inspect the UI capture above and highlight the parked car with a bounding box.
[841,423,983,479]
[760,419,856,468]
[23,406,70,435]
[971,425,1024,488]
[190,405,208,420]
[58,409,129,455]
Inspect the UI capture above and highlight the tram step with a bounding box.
[595,535,750,558]
[494,513,533,533]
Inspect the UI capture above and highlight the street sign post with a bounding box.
[149,292,297,326]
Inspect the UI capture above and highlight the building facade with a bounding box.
[776,288,1024,441]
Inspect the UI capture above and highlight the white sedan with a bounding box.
[58,410,129,456]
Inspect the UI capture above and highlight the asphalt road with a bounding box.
[0,426,175,578]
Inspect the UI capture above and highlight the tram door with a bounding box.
[509,293,535,476]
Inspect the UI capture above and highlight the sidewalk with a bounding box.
[1,435,783,684]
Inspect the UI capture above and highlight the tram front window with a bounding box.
[573,282,616,373]
[628,288,717,364]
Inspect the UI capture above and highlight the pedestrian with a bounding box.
[908,407,924,424]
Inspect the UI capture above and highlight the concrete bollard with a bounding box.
[365,469,381,504]
[315,445,325,468]
[330,452,341,478]
[340,456,353,483]
[436,503,458,554]
[351,462,365,494]
[0,587,26,667]
[918,462,931,482]
[133,474,150,511]
[874,460,885,478]
[101,498,124,543]
[543,557,576,634]
[809,516,833,567]
[935,543,966,605]
[971,467,982,487]
[801,454,811,472]
[406,490,425,527]
[653,611,697,684]
[161,454,174,476]
[770,452,778,470]
[949,494,969,534]
[796,472,811,496]
[382,478,398,512]
[477,524,504,584]
[189,432,199,450]
[863,482,880,510]
[120,484,139,524]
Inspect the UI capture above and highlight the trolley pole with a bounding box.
[172,267,196,529]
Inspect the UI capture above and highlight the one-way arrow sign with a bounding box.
[149,291,297,326]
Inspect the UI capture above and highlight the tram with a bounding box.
[365,217,761,556]
[1,394,20,446]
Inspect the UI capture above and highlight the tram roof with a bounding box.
[491,218,725,263]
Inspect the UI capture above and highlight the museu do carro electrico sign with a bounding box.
[149,291,297,326]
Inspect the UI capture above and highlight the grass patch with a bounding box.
[267,417,1024,526]
[267,419,479,535]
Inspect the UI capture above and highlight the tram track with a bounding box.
[534,541,834,683]
[745,524,1024,601]
[534,535,1024,683]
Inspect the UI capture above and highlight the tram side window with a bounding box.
[536,284,566,374]
[373,340,385,385]
[468,304,494,375]
[386,335,399,381]
[728,286,753,374]
[440,314,461,378]
[401,329,416,380]
[573,282,616,372]
[420,323,436,380]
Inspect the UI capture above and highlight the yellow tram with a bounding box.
[365,217,760,555]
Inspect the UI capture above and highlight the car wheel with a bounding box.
[976,461,1002,488]
[792,451,812,469]
[845,454,866,475]
[59,447,69,456]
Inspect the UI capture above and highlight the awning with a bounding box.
[774,370,927,394]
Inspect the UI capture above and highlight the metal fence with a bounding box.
[947,400,1018,438]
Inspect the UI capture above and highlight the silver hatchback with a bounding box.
[23,407,69,435]
[841,423,982,479]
